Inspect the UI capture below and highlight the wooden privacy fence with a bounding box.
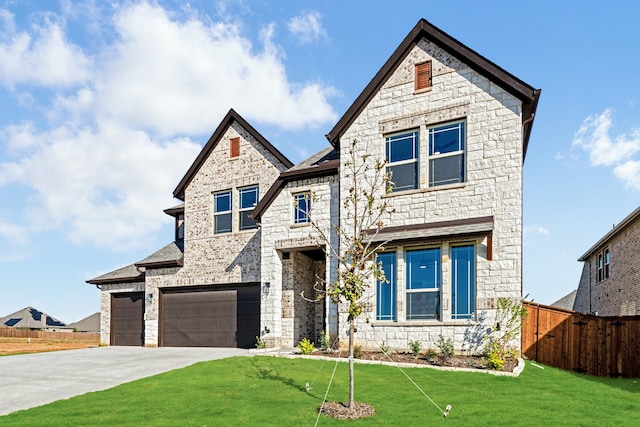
[0,327,99,342]
[522,302,640,377]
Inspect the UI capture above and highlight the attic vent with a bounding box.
[230,137,240,158]
[415,61,432,91]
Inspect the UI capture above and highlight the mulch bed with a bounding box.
[310,349,518,372]
[319,401,375,419]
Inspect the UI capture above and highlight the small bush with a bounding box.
[436,334,454,363]
[319,330,330,351]
[255,336,266,349]
[353,344,363,359]
[379,341,390,355]
[297,338,315,355]
[425,348,438,359]
[408,339,422,358]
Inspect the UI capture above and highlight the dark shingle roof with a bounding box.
[86,263,144,285]
[0,307,66,329]
[135,241,183,269]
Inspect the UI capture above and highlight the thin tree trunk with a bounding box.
[348,316,355,409]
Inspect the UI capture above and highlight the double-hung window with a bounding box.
[406,248,440,320]
[293,192,311,224]
[386,130,419,192]
[376,252,397,321]
[428,122,465,187]
[239,186,258,230]
[451,245,475,319]
[604,248,610,279]
[213,190,232,234]
[597,248,610,282]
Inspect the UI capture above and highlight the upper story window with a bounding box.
[239,186,259,230]
[230,137,240,158]
[386,130,419,192]
[597,248,610,282]
[293,192,311,224]
[213,190,232,234]
[428,121,465,187]
[415,61,432,91]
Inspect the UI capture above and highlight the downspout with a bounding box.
[587,260,592,314]
[520,112,535,296]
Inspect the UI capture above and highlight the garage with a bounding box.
[160,284,259,348]
[110,292,144,346]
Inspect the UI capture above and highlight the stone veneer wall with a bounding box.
[336,39,524,352]
[140,120,289,346]
[98,282,145,346]
[574,217,640,316]
[260,175,339,348]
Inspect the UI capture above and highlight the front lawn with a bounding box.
[2,356,638,426]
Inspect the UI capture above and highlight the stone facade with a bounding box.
[334,39,525,352]
[574,207,640,316]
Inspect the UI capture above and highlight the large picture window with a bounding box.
[376,252,396,321]
[451,245,475,319]
[239,186,258,230]
[428,122,465,187]
[386,130,419,192]
[406,248,440,320]
[213,190,232,234]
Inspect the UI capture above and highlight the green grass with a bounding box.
[2,356,639,426]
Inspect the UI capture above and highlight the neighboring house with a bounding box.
[0,307,67,331]
[88,19,540,352]
[550,290,577,311]
[574,206,640,316]
[67,312,101,333]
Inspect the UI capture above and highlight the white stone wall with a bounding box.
[260,174,339,348]
[336,39,524,353]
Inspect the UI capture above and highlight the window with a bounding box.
[213,190,232,234]
[451,245,475,319]
[376,252,396,321]
[415,61,432,91]
[406,248,440,320]
[293,192,311,224]
[428,122,465,187]
[230,137,240,158]
[598,248,610,282]
[604,248,610,279]
[386,130,419,192]
[239,186,258,230]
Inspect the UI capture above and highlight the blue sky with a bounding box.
[1,0,639,323]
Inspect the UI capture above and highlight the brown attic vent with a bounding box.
[415,61,432,91]
[230,137,240,158]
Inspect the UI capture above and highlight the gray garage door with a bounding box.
[160,285,259,348]
[110,292,144,346]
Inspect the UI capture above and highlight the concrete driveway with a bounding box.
[0,346,249,416]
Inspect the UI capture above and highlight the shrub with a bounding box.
[353,344,363,359]
[436,334,454,363]
[297,338,315,355]
[408,339,422,358]
[319,330,330,351]
[379,341,390,355]
[255,336,266,349]
[482,297,528,370]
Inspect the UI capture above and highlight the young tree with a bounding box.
[309,139,394,411]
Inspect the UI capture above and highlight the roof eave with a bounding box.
[578,205,640,261]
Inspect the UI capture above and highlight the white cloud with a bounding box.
[287,11,327,44]
[524,225,549,236]
[0,1,339,252]
[572,108,640,190]
[0,10,92,86]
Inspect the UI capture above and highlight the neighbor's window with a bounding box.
[386,130,419,192]
[415,61,432,91]
[213,190,232,234]
[293,192,311,224]
[451,245,475,320]
[239,186,258,230]
[428,121,465,187]
[376,252,397,321]
[604,248,610,279]
[597,252,604,282]
[406,248,440,320]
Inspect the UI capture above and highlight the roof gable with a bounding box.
[173,108,294,200]
[325,18,541,160]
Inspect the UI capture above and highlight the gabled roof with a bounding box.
[173,108,294,200]
[325,18,541,161]
[66,312,100,333]
[579,205,640,261]
[0,307,66,329]
[135,241,184,269]
[252,147,339,223]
